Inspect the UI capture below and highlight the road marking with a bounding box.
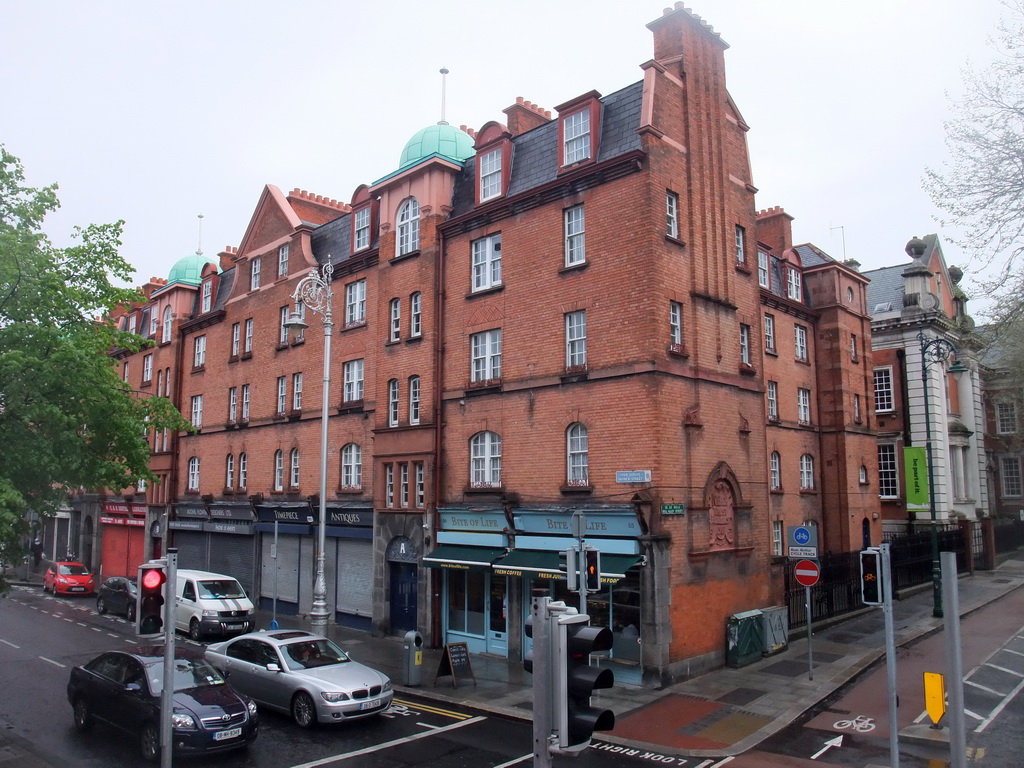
[76,622,87,627]
[288,715,486,767]
[965,679,1006,696]
[1004,648,1024,657]
[976,675,1024,732]
[986,663,1024,677]
[392,698,474,720]
[0,640,19,649]
[492,755,531,768]
[39,657,66,668]
[811,734,843,760]
[91,628,101,632]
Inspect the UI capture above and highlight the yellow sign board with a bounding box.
[924,672,946,724]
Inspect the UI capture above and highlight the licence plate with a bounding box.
[70,587,85,592]
[225,624,243,630]
[359,699,379,711]
[214,727,242,741]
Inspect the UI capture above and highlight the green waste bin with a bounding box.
[726,609,764,668]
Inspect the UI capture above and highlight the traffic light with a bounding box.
[584,549,601,592]
[860,548,882,605]
[136,561,167,637]
[558,547,579,592]
[553,613,615,753]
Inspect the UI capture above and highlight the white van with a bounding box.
[175,569,255,641]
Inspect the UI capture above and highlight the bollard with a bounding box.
[403,630,423,686]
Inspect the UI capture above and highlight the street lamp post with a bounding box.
[285,261,333,630]
[917,330,958,619]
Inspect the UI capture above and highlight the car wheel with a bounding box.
[126,602,136,623]
[96,597,107,615]
[189,618,203,642]
[291,691,317,728]
[72,698,93,731]
[140,722,160,762]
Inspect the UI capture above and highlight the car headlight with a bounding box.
[201,610,219,618]
[171,712,196,729]
[247,700,258,716]
[383,680,393,692]
[320,691,351,703]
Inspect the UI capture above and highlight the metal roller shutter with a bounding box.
[336,539,372,618]
[261,533,300,603]
[101,526,130,579]
[172,531,207,572]
[208,535,257,598]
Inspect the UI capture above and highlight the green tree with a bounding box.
[0,146,188,591]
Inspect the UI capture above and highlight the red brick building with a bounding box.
[77,4,883,686]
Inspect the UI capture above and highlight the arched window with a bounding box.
[397,198,420,256]
[409,376,421,425]
[274,450,284,491]
[566,423,589,486]
[470,431,502,488]
[290,448,300,488]
[156,369,164,398]
[238,453,247,489]
[162,306,173,343]
[225,454,235,489]
[341,443,362,489]
[770,451,781,490]
[800,454,815,489]
[187,457,200,491]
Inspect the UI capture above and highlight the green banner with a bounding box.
[904,446,929,511]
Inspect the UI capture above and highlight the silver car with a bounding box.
[204,630,392,728]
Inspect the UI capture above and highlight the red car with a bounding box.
[44,561,96,596]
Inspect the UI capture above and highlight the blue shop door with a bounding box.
[389,562,418,632]
[486,575,508,657]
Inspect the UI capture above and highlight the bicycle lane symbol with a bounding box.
[832,714,876,732]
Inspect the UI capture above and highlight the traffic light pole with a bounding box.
[161,548,177,768]
[531,595,554,768]
[881,543,899,768]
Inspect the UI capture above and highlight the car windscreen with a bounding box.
[60,564,90,575]
[196,579,246,599]
[282,639,351,670]
[147,657,227,693]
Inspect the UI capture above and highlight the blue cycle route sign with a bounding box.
[794,526,811,545]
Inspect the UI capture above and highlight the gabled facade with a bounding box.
[978,327,1024,520]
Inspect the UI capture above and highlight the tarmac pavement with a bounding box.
[4,557,1024,766]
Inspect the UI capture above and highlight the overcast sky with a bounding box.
[1,0,1007,318]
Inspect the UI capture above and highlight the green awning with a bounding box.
[600,554,643,582]
[493,550,563,579]
[423,545,507,571]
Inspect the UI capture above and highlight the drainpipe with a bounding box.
[169,315,187,552]
[431,225,447,648]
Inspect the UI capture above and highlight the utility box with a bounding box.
[760,606,789,656]
[726,609,764,668]
[403,630,423,686]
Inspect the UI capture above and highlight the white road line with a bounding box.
[1003,648,1024,658]
[492,755,531,768]
[91,628,101,632]
[977,675,1024,732]
[965,708,984,721]
[986,663,1024,677]
[0,639,19,649]
[416,722,440,729]
[965,679,1007,696]
[76,622,87,627]
[108,633,119,638]
[39,657,66,668]
[289,715,486,768]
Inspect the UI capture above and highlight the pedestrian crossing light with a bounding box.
[553,613,615,753]
[859,548,882,605]
[584,549,601,592]
[136,561,167,637]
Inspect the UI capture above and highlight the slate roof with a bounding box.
[310,212,356,269]
[863,264,906,316]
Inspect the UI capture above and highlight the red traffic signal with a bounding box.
[136,561,167,637]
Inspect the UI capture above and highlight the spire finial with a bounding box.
[439,67,449,125]
[196,213,204,256]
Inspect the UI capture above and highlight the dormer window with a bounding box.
[563,108,591,165]
[250,257,262,290]
[787,268,802,301]
[479,148,502,202]
[201,279,213,313]
[128,314,137,334]
[354,207,370,252]
[162,306,173,343]
[397,198,420,256]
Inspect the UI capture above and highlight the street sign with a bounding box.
[924,672,946,725]
[615,470,652,483]
[789,546,817,559]
[788,525,818,549]
[794,559,820,587]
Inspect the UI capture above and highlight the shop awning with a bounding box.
[423,545,507,571]
[493,550,563,578]
[600,554,644,582]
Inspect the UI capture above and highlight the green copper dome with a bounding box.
[399,123,475,169]
[167,253,219,287]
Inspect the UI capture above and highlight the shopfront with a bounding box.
[325,503,374,631]
[98,502,148,579]
[255,502,313,616]
[423,509,510,656]
[206,503,257,597]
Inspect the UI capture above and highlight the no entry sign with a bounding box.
[794,559,820,587]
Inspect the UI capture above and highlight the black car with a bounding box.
[96,576,137,622]
[67,646,258,762]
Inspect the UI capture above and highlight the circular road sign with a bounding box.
[793,526,811,545]
[794,559,820,587]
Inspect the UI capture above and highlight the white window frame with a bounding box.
[241,384,251,420]
[191,395,203,428]
[292,372,302,410]
[400,463,409,507]
[471,329,502,383]
[564,205,586,267]
[772,520,783,556]
[565,310,587,369]
[567,423,589,486]
[480,148,502,201]
[388,379,399,427]
[666,191,679,239]
[757,250,769,288]
[878,444,899,498]
[345,280,366,326]
[874,367,894,413]
[162,306,173,343]
[735,225,746,264]
[225,454,234,490]
[343,359,364,402]
[231,322,240,357]
[854,393,862,423]
[354,207,370,252]
[1001,456,1022,497]
[787,268,802,300]
[415,462,425,508]
[250,257,261,290]
[410,292,422,338]
[187,457,200,491]
[798,387,811,424]
[767,381,779,421]
[389,298,401,342]
[764,314,775,352]
[238,452,247,489]
[276,376,287,414]
[341,443,362,489]
[274,450,284,491]
[471,233,502,292]
[740,324,751,365]
[228,387,237,422]
[397,198,420,256]
[997,402,1017,435]
[794,325,808,361]
[244,318,254,353]
[142,353,153,383]
[201,279,212,313]
[563,108,591,165]
[670,301,683,345]
[279,306,290,345]
[770,451,781,490]
[800,453,815,490]
[278,244,289,277]
[290,448,300,488]
[470,431,502,488]
[193,335,206,367]
[385,464,394,508]
[409,376,420,425]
